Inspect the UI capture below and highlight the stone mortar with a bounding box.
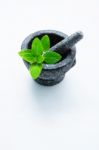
[21,30,76,86]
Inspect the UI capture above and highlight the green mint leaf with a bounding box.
[41,35,50,51]
[29,64,42,79]
[31,38,43,56]
[18,49,36,64]
[44,51,62,64]
[37,55,44,64]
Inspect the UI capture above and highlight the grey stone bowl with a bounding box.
[21,30,76,86]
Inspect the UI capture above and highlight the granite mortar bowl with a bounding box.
[21,30,76,86]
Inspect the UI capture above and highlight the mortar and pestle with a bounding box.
[21,30,83,86]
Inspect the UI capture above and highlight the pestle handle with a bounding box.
[50,31,83,55]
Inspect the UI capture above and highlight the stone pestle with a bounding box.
[49,31,83,55]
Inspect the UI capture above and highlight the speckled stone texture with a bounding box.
[21,30,76,86]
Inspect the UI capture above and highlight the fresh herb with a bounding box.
[18,35,62,79]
